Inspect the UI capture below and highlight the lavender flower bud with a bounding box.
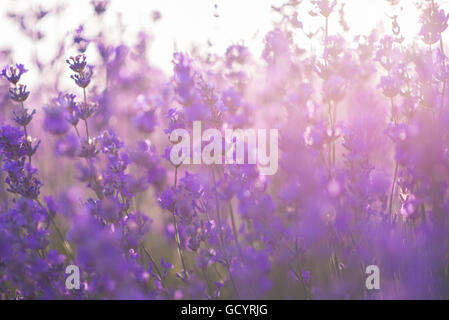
[70,68,93,88]
[66,54,87,73]
[9,84,30,102]
[13,108,36,127]
[0,64,28,85]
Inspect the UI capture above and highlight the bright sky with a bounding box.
[1,0,449,81]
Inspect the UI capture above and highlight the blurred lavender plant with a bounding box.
[0,0,449,300]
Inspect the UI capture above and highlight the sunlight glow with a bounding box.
[0,0,447,81]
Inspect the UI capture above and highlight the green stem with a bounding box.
[332,103,337,165]
[84,120,89,140]
[83,88,90,140]
[36,199,75,262]
[202,268,214,299]
[325,16,329,45]
[83,87,87,104]
[388,162,399,223]
[229,202,240,247]
[20,102,32,168]
[171,166,189,278]
[74,125,80,138]
[441,38,446,108]
[390,97,396,123]
[142,245,164,284]
[211,166,239,298]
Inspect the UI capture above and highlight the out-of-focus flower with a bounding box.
[44,105,70,135]
[378,75,401,98]
[13,108,35,127]
[54,92,79,126]
[77,101,98,120]
[400,194,418,218]
[322,75,346,102]
[133,109,157,133]
[312,0,337,17]
[221,87,242,113]
[73,25,89,53]
[1,1,449,301]
[324,35,345,59]
[78,138,98,159]
[262,28,291,65]
[302,270,311,283]
[375,35,402,71]
[121,211,152,249]
[304,123,328,149]
[0,125,27,159]
[0,122,42,199]
[152,10,162,22]
[55,133,79,158]
[229,247,272,299]
[172,52,197,106]
[419,4,449,45]
[435,49,449,82]
[225,44,250,68]
[91,0,109,15]
[164,109,184,135]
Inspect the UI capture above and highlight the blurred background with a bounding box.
[0,0,438,83]
[2,0,449,300]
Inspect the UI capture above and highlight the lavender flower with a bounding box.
[76,101,98,120]
[1,64,28,85]
[313,0,338,17]
[70,68,93,88]
[43,105,70,135]
[1,0,449,301]
[91,0,109,15]
[419,3,449,45]
[66,54,87,73]
[13,108,35,127]
[8,84,30,102]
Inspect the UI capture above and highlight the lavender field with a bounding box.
[1,0,449,300]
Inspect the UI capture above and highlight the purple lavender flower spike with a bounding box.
[66,54,87,73]
[1,64,28,85]
[70,67,93,88]
[8,84,30,102]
